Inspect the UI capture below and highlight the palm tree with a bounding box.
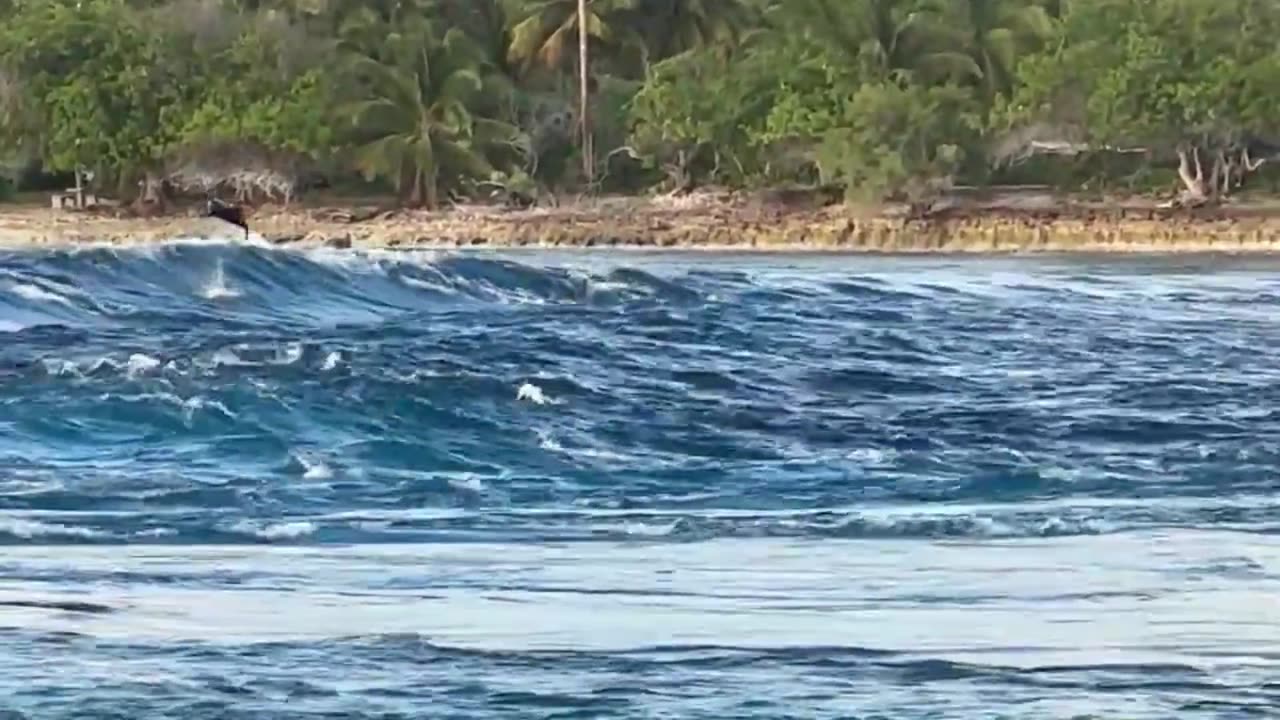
[631,0,759,63]
[918,0,1053,101]
[505,0,640,76]
[577,0,591,182]
[507,0,642,184]
[777,0,971,84]
[340,23,529,207]
[437,0,515,73]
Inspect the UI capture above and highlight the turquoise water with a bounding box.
[1,243,1279,718]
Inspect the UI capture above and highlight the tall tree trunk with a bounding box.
[578,0,594,187]
[409,167,424,208]
[426,165,439,210]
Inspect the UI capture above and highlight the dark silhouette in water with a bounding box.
[206,199,249,240]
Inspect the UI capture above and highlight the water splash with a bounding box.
[199,257,241,300]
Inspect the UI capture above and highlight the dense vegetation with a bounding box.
[0,0,1278,210]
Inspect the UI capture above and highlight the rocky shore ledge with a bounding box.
[5,191,1280,253]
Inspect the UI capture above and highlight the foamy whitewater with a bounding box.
[1,243,1279,718]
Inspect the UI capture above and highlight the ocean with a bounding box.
[0,242,1278,718]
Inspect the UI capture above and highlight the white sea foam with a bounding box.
[593,520,682,537]
[537,431,634,465]
[517,382,557,405]
[208,343,303,369]
[85,234,272,251]
[585,279,632,296]
[125,353,162,377]
[297,247,395,274]
[40,355,173,380]
[7,282,75,308]
[299,246,447,269]
[181,396,236,426]
[303,464,333,481]
[845,447,895,465]
[320,351,342,372]
[292,452,334,481]
[314,508,471,523]
[85,357,119,374]
[278,343,304,365]
[40,359,80,377]
[94,391,234,427]
[0,517,107,540]
[209,348,247,367]
[446,474,485,494]
[537,431,564,452]
[132,528,178,539]
[230,520,317,540]
[400,274,459,294]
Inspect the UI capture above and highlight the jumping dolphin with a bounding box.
[206,199,249,240]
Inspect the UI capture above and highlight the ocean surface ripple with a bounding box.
[1,243,1279,718]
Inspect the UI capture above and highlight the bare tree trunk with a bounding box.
[1176,145,1209,203]
[578,0,594,188]
[662,149,693,194]
[133,170,167,215]
[1239,146,1266,191]
[1175,142,1267,204]
[1243,146,1266,172]
[1218,150,1234,197]
[142,172,163,204]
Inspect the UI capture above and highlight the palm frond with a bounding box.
[343,51,423,109]
[338,97,416,134]
[435,137,497,180]
[538,18,576,71]
[915,49,984,83]
[351,131,411,182]
[439,67,484,107]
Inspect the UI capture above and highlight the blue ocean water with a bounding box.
[1,241,1279,718]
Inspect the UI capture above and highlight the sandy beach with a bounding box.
[5,191,1280,253]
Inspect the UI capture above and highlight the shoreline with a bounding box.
[7,192,1280,254]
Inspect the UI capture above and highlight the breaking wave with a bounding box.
[1,243,1279,546]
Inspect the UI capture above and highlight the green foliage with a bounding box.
[1005,0,1280,198]
[771,0,958,83]
[920,0,1054,102]
[506,0,643,77]
[339,18,529,207]
[169,17,336,157]
[632,0,760,64]
[627,44,779,187]
[0,0,1274,206]
[0,0,187,190]
[178,70,333,155]
[812,81,982,201]
[629,0,992,200]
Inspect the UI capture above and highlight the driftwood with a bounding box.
[165,140,305,206]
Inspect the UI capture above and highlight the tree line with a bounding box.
[0,0,1277,210]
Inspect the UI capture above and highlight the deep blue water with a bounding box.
[1,241,1279,718]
